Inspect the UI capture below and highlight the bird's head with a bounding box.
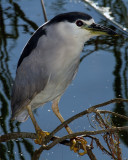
[48,12,117,43]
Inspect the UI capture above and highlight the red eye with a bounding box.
[76,20,84,27]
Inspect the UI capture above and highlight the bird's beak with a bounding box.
[83,23,118,36]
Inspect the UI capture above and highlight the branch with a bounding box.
[1,98,128,160]
[0,132,36,142]
[31,126,128,159]
[0,132,72,148]
[45,98,128,143]
[1,98,127,145]
[44,126,128,150]
[1,126,127,157]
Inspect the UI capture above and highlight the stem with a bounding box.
[41,0,47,22]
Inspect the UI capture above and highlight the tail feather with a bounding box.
[11,110,29,122]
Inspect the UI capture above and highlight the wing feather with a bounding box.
[11,25,49,119]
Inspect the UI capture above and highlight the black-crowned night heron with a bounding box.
[11,12,117,154]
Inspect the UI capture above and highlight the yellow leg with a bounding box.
[27,105,49,145]
[52,96,72,134]
[52,97,87,155]
[27,105,41,131]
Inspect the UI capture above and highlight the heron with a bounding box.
[11,12,117,155]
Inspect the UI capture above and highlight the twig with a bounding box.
[95,111,108,129]
[98,110,128,120]
[86,145,97,160]
[103,134,114,158]
[87,98,128,112]
[41,0,47,22]
[87,114,96,129]
[87,135,112,156]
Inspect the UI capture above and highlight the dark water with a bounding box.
[0,0,128,159]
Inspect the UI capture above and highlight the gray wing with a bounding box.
[11,25,49,119]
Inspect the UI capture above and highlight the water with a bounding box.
[0,0,128,159]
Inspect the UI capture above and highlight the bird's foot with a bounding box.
[34,129,50,145]
[70,136,87,156]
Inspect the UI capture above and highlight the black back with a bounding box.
[17,27,46,68]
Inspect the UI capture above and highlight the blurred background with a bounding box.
[0,0,128,159]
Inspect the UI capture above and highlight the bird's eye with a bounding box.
[76,20,84,27]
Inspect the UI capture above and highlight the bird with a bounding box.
[11,12,117,154]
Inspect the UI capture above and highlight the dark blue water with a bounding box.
[0,0,128,159]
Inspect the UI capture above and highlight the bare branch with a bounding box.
[1,98,128,160]
[0,132,37,142]
[1,126,127,159]
[46,98,128,143]
[43,126,128,151]
[31,126,128,159]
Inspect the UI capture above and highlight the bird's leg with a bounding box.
[52,97,87,155]
[27,105,49,145]
[52,96,73,134]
